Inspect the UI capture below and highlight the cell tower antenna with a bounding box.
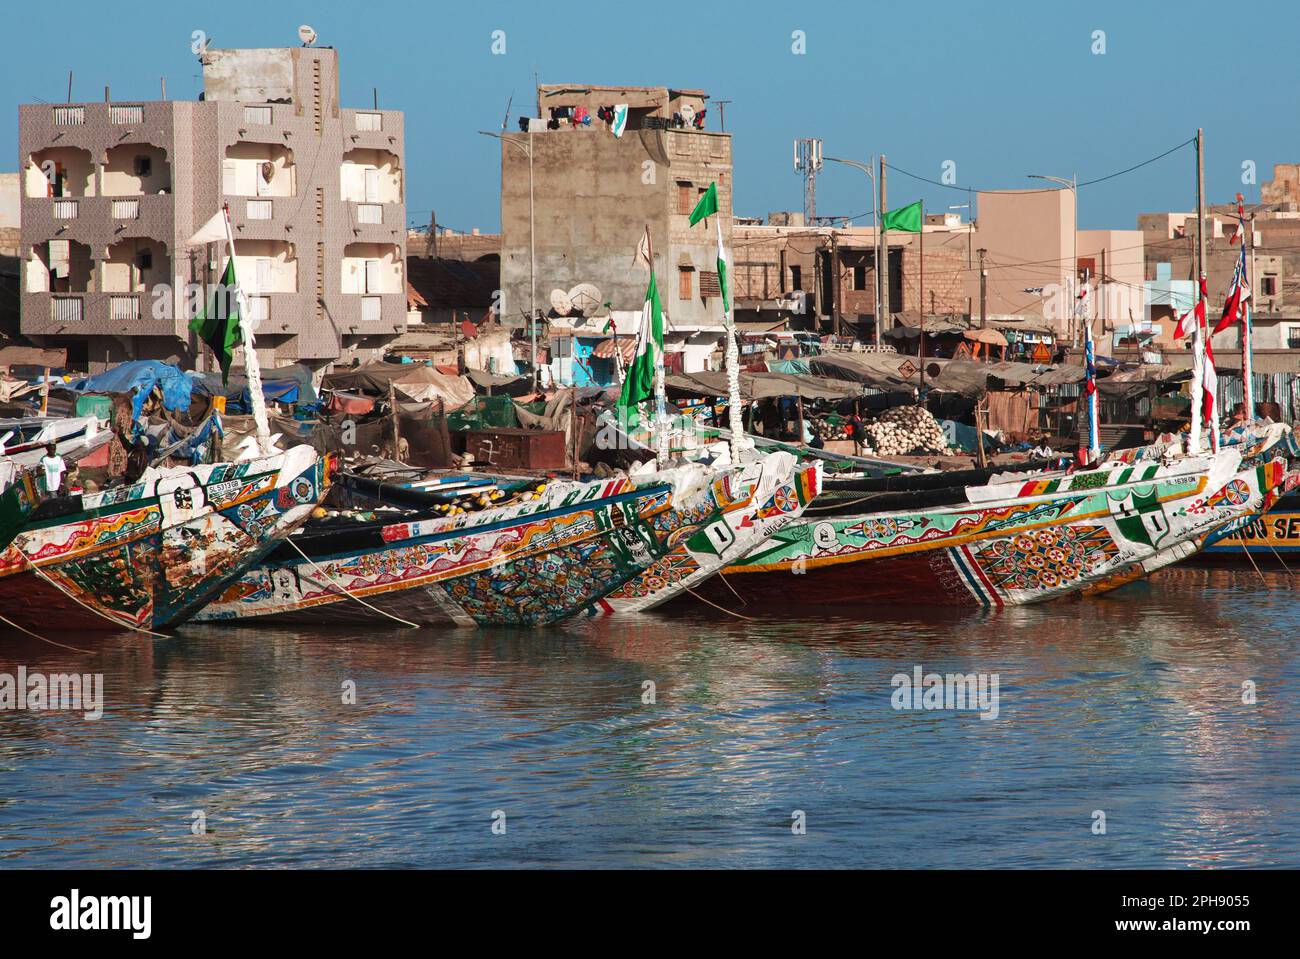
[794,138,823,224]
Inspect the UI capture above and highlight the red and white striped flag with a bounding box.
[1196,277,1218,451]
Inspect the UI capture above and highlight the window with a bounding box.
[136,250,153,271]
[699,270,721,298]
[790,265,802,291]
[853,263,866,290]
[357,203,383,224]
[555,337,573,359]
[134,155,152,177]
[110,105,143,124]
[676,181,693,215]
[355,112,382,132]
[243,105,272,125]
[247,199,272,220]
[678,266,694,300]
[1262,275,1278,297]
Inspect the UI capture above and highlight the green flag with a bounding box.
[617,271,665,429]
[882,200,923,233]
[689,182,730,313]
[688,182,718,226]
[189,257,243,384]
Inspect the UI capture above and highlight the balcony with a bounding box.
[52,106,85,126]
[356,203,383,225]
[110,294,141,321]
[52,199,78,219]
[112,199,140,220]
[110,105,143,125]
[52,296,83,323]
[361,296,381,322]
[246,199,273,220]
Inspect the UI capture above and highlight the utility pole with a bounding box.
[879,154,889,328]
[977,248,987,329]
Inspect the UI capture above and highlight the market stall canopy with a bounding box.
[321,362,475,409]
[463,368,533,397]
[964,328,1009,347]
[806,352,927,392]
[666,370,863,402]
[590,336,638,364]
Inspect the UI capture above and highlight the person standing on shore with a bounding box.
[39,442,67,495]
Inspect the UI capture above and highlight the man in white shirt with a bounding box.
[39,443,67,495]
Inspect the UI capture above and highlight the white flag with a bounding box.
[187,210,227,247]
[632,225,652,271]
[611,104,628,138]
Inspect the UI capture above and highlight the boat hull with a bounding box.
[693,453,1286,609]
[196,461,803,628]
[0,446,326,634]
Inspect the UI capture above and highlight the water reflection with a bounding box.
[0,564,1297,868]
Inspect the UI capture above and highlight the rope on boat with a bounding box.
[0,609,92,653]
[16,549,170,638]
[803,495,878,513]
[1237,539,1270,587]
[715,571,749,607]
[1265,542,1294,576]
[285,537,422,629]
[682,585,758,621]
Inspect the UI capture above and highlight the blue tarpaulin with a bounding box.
[70,361,194,420]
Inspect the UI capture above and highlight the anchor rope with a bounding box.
[285,537,421,629]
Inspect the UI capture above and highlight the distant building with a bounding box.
[18,43,406,373]
[731,213,970,340]
[498,84,730,386]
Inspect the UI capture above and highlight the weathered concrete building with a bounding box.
[18,44,406,372]
[731,213,970,338]
[498,84,730,385]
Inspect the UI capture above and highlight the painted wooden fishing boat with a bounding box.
[193,451,811,628]
[0,445,326,634]
[594,456,821,615]
[693,447,1287,609]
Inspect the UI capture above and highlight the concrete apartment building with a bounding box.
[498,84,731,386]
[18,43,406,373]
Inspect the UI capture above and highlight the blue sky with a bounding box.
[4,0,1296,233]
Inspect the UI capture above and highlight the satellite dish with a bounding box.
[298,24,317,46]
[568,283,602,315]
[679,103,696,123]
[550,288,573,316]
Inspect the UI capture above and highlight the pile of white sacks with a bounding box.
[863,405,954,456]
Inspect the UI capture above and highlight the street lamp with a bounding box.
[825,155,881,348]
[1028,173,1078,345]
[481,130,538,390]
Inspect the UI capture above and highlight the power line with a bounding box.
[883,137,1196,195]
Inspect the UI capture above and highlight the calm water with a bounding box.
[1,565,1298,869]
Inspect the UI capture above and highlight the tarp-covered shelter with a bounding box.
[666,370,863,402]
[322,362,474,410]
[70,360,194,419]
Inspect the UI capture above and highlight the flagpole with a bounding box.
[1244,207,1255,422]
[1084,271,1100,462]
[221,202,272,456]
[1190,129,1206,455]
[717,213,747,455]
[643,226,669,461]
